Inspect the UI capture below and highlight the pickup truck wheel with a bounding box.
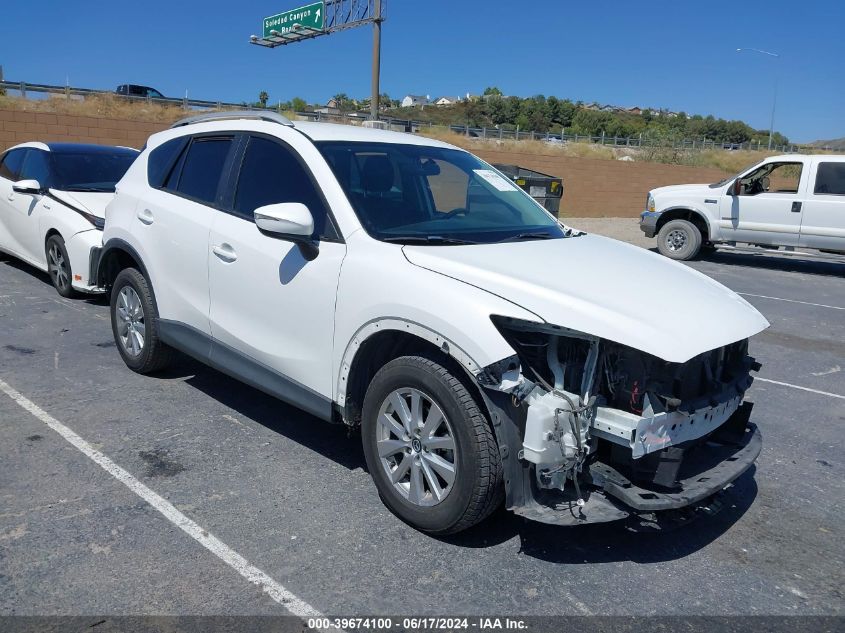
[657,219,702,260]
[361,356,503,534]
[110,268,174,374]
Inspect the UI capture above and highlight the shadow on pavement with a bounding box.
[172,356,366,473]
[645,246,845,277]
[442,468,757,564]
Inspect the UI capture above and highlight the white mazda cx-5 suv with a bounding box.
[99,111,769,534]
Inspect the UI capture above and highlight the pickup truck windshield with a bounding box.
[317,141,564,244]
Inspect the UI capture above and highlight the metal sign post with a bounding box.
[250,0,385,119]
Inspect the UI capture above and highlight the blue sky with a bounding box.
[1,0,843,142]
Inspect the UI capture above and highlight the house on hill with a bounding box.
[401,94,430,107]
[434,96,462,106]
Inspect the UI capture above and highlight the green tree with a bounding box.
[291,97,307,112]
[483,86,503,96]
[333,93,354,112]
[258,91,269,107]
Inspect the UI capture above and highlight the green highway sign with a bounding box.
[263,1,325,38]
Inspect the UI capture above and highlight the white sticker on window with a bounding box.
[473,169,519,192]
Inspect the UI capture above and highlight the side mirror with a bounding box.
[730,179,742,196]
[254,202,314,238]
[13,179,42,195]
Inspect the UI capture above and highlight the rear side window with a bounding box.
[233,136,333,239]
[0,149,27,181]
[148,137,189,188]
[20,150,51,186]
[171,137,233,205]
[814,162,845,195]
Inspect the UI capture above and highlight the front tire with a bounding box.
[46,235,77,298]
[361,356,503,534]
[657,219,702,260]
[110,268,174,374]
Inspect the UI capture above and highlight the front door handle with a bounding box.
[137,208,155,224]
[791,201,802,213]
[7,194,14,202]
[212,243,238,263]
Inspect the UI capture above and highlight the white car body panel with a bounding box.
[403,234,769,364]
[332,232,543,403]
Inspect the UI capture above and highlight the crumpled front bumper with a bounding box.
[591,423,761,512]
[480,388,761,529]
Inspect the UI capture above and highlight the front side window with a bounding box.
[0,149,27,182]
[738,162,803,196]
[814,162,845,195]
[50,151,137,192]
[173,137,233,205]
[317,142,564,244]
[233,136,332,239]
[20,150,52,186]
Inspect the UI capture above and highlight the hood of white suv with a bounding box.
[50,190,113,219]
[403,234,768,363]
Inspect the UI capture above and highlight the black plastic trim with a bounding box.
[158,320,333,422]
[593,422,761,512]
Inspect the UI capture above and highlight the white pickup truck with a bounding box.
[640,154,845,260]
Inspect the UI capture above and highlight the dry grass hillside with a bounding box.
[419,128,778,173]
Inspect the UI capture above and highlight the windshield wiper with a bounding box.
[63,187,113,192]
[382,235,478,245]
[497,231,557,243]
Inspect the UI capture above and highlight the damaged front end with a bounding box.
[476,317,763,529]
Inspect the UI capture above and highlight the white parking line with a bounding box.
[755,377,845,400]
[0,377,323,618]
[737,292,844,311]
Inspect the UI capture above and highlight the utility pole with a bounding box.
[370,0,383,120]
[736,48,779,150]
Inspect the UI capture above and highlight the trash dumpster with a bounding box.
[492,164,563,216]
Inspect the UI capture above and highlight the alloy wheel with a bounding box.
[376,388,457,507]
[47,243,70,292]
[116,286,145,357]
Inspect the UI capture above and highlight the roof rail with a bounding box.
[170,110,294,129]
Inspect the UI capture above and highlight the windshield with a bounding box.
[709,160,763,188]
[51,151,138,192]
[317,141,565,244]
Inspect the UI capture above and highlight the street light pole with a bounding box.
[736,47,779,150]
[370,0,383,121]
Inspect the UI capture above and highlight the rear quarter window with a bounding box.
[147,137,190,188]
[814,162,845,195]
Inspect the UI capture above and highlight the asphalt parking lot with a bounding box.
[1,240,843,618]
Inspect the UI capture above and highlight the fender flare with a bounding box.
[658,206,713,240]
[97,238,150,288]
[335,317,484,409]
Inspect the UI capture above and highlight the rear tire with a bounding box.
[110,268,174,374]
[45,235,77,298]
[361,355,503,534]
[657,219,702,261]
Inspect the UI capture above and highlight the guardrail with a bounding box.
[1,79,839,154]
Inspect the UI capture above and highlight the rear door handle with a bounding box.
[212,243,238,263]
[7,194,14,202]
[137,208,155,224]
[791,201,802,213]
